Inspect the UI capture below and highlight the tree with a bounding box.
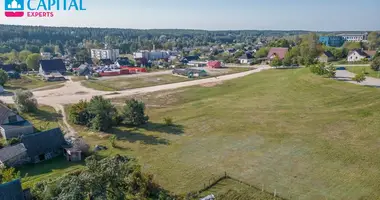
[122,99,149,126]
[86,96,116,131]
[68,100,89,125]
[13,89,38,113]
[32,155,174,200]
[371,57,380,71]
[368,32,379,50]
[282,52,292,66]
[0,167,21,184]
[0,69,9,86]
[270,56,282,67]
[352,72,366,83]
[255,47,269,58]
[109,135,117,148]
[18,50,32,62]
[343,42,362,50]
[326,64,336,78]
[26,53,41,70]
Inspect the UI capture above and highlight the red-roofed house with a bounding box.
[207,61,222,68]
[267,48,289,60]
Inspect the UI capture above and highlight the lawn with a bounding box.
[81,74,189,91]
[21,105,62,132]
[66,68,380,199]
[4,75,64,91]
[345,66,380,78]
[80,68,253,91]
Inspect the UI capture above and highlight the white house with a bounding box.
[239,54,253,64]
[347,50,370,62]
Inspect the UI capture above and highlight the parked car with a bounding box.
[336,66,346,70]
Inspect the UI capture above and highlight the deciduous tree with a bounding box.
[13,89,38,113]
[0,69,9,86]
[122,99,149,126]
[26,53,41,70]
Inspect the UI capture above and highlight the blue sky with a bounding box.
[1,0,379,31]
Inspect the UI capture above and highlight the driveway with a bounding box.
[335,70,380,87]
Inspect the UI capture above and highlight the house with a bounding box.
[42,72,66,82]
[337,32,368,42]
[267,48,289,60]
[318,51,335,63]
[76,64,92,76]
[180,55,200,64]
[21,128,67,163]
[239,53,253,64]
[0,104,34,140]
[40,52,52,60]
[207,61,222,68]
[319,36,345,47]
[172,69,207,78]
[364,50,377,60]
[39,59,67,76]
[0,144,29,167]
[99,59,113,66]
[0,179,30,200]
[0,64,16,72]
[347,49,372,62]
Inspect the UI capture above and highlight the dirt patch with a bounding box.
[201,81,223,87]
[75,91,88,95]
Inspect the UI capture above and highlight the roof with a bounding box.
[0,179,24,200]
[21,128,66,158]
[0,144,27,163]
[0,64,16,72]
[0,104,16,125]
[364,50,377,57]
[349,49,369,57]
[239,53,253,60]
[267,48,289,60]
[207,61,222,67]
[321,51,334,58]
[2,120,32,131]
[100,59,113,65]
[85,58,94,65]
[39,59,66,73]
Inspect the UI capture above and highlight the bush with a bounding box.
[163,117,173,126]
[121,99,149,126]
[92,73,100,77]
[7,138,20,146]
[68,100,89,125]
[0,69,9,86]
[13,90,38,113]
[109,135,117,148]
[310,63,328,75]
[270,56,282,67]
[371,57,380,71]
[352,72,366,83]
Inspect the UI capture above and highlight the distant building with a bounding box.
[91,49,120,62]
[337,33,368,42]
[267,48,289,60]
[39,59,67,76]
[133,51,170,60]
[207,61,222,68]
[319,36,345,47]
[40,52,52,60]
[239,53,253,64]
[318,51,335,63]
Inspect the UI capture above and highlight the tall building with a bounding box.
[91,49,120,62]
[319,36,345,47]
[337,33,368,42]
[133,50,170,60]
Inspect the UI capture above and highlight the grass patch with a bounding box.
[21,105,62,132]
[345,66,380,78]
[64,68,380,199]
[4,75,64,91]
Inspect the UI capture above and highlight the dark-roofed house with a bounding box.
[318,51,335,63]
[21,128,66,163]
[0,64,16,72]
[39,59,67,76]
[0,179,25,200]
[0,104,34,140]
[0,144,29,167]
[267,48,289,61]
[347,49,372,62]
[239,53,253,64]
[100,59,113,66]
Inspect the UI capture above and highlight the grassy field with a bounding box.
[345,66,380,78]
[21,105,62,132]
[63,68,380,199]
[4,75,64,91]
[80,68,252,91]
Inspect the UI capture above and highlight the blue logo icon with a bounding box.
[5,0,24,11]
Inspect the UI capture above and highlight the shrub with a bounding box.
[13,90,38,113]
[109,135,117,148]
[0,69,9,86]
[310,63,328,75]
[7,138,20,146]
[163,117,173,126]
[68,100,89,125]
[352,72,366,83]
[371,57,380,71]
[121,99,149,126]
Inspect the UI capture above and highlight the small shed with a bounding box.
[64,147,82,162]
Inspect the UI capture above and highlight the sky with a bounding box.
[0,0,379,31]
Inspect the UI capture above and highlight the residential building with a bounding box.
[207,61,222,68]
[347,49,371,62]
[40,52,52,60]
[133,51,170,60]
[0,104,34,140]
[0,179,31,200]
[239,53,253,64]
[91,49,120,62]
[21,128,67,163]
[338,33,368,42]
[318,51,335,63]
[0,144,29,167]
[39,59,67,76]
[319,36,345,47]
[172,69,207,78]
[267,48,289,60]
[0,64,16,72]
[364,50,377,60]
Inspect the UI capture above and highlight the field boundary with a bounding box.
[187,172,287,200]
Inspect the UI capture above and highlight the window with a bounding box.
[8,115,18,123]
